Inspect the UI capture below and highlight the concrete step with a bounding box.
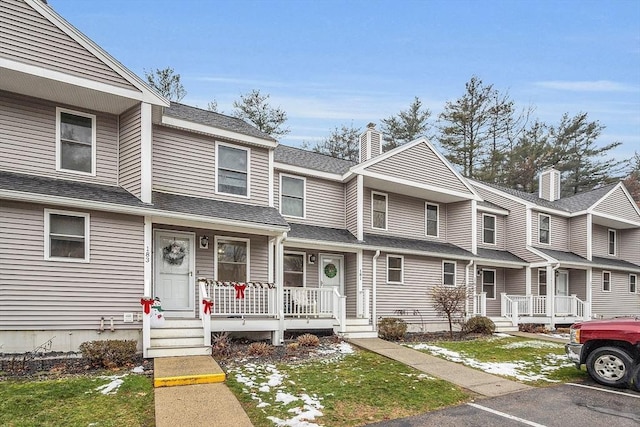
[151,327,204,339]
[153,355,225,388]
[150,337,205,347]
[344,324,375,333]
[339,331,379,339]
[158,318,202,328]
[147,345,212,358]
[345,318,371,326]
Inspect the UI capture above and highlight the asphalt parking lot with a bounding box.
[368,382,640,426]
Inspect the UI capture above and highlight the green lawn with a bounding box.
[0,373,154,427]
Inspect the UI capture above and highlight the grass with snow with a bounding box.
[226,344,469,427]
[406,335,587,385]
[0,371,154,427]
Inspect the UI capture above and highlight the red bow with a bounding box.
[140,298,155,314]
[234,283,247,299]
[202,299,213,314]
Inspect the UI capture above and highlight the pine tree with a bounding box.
[307,124,361,162]
[380,97,431,151]
[232,89,290,138]
[144,67,186,102]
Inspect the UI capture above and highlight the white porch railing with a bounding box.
[199,281,212,346]
[501,293,588,320]
[206,282,277,317]
[501,293,519,326]
[358,289,370,319]
[473,292,487,316]
[284,287,339,318]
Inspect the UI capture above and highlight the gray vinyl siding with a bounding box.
[478,212,505,250]
[274,172,345,229]
[568,270,587,300]
[152,125,270,206]
[540,173,551,201]
[0,0,134,90]
[0,201,144,330]
[345,178,358,236]
[591,269,640,318]
[569,215,588,259]
[118,105,142,198]
[593,186,640,222]
[592,224,613,259]
[532,211,569,251]
[0,90,119,184]
[365,142,472,196]
[619,228,640,265]
[446,200,473,251]
[475,267,510,317]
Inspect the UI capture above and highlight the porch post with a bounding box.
[547,265,555,329]
[585,268,593,319]
[272,233,286,346]
[142,216,152,357]
[356,249,363,318]
[525,267,532,295]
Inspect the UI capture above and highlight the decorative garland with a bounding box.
[197,278,276,289]
[163,241,187,265]
[324,263,338,278]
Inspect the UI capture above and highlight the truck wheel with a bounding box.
[631,363,640,392]
[586,346,633,388]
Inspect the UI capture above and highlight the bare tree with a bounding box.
[431,285,469,338]
[306,123,361,162]
[232,89,289,138]
[144,67,186,102]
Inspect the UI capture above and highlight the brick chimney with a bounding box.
[359,123,383,163]
[539,168,561,201]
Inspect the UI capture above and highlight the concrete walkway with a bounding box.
[349,338,532,397]
[508,331,569,344]
[153,356,252,427]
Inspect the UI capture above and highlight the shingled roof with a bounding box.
[287,223,359,244]
[275,145,356,175]
[362,233,474,258]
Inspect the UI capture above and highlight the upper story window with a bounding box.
[608,229,616,256]
[280,175,305,218]
[284,252,305,287]
[482,269,496,299]
[216,143,249,197]
[56,108,96,175]
[602,271,611,292]
[482,214,496,244]
[538,269,547,295]
[387,255,403,284]
[372,192,388,230]
[538,213,550,244]
[630,274,637,294]
[216,237,249,282]
[426,203,439,237]
[443,261,456,286]
[45,209,89,262]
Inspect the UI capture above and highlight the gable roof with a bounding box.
[362,233,474,259]
[287,223,359,244]
[274,145,356,175]
[533,246,640,273]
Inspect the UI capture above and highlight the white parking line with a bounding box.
[567,383,640,398]
[467,402,547,426]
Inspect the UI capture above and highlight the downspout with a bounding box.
[465,259,474,319]
[372,250,380,331]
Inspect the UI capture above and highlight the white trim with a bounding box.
[143,216,152,296]
[268,150,274,207]
[477,204,509,216]
[586,213,593,261]
[215,141,251,199]
[56,107,97,176]
[273,162,343,182]
[590,182,640,219]
[537,268,548,296]
[443,260,457,286]
[591,211,640,228]
[481,268,496,299]
[283,250,306,287]
[538,213,551,245]
[481,213,496,245]
[140,103,152,203]
[357,175,364,240]
[386,254,404,284]
[279,173,306,219]
[371,191,388,230]
[607,229,617,256]
[214,236,251,282]
[602,270,611,292]
[162,115,276,148]
[44,208,90,263]
[319,253,345,296]
[425,202,439,237]
[526,208,532,247]
[629,273,638,294]
[471,199,478,255]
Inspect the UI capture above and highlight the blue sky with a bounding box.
[52,0,639,162]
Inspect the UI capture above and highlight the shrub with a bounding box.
[296,333,320,347]
[519,323,549,333]
[79,340,137,368]
[247,342,274,356]
[377,317,407,341]
[211,332,231,358]
[462,316,495,335]
[286,342,300,354]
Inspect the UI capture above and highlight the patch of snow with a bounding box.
[337,342,354,354]
[492,333,512,338]
[131,365,145,373]
[275,391,299,405]
[95,374,127,395]
[501,340,563,349]
[547,333,570,340]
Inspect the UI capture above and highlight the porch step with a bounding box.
[148,318,210,358]
[345,318,371,326]
[151,327,204,339]
[147,345,212,358]
[339,331,379,339]
[490,317,519,333]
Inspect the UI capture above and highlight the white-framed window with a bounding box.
[386,255,403,284]
[216,142,250,197]
[630,274,637,294]
[608,229,616,256]
[482,269,496,299]
[426,203,439,237]
[44,209,90,262]
[443,261,456,286]
[538,213,550,244]
[215,236,249,282]
[482,214,496,245]
[371,191,388,230]
[602,271,611,292]
[284,251,305,287]
[280,174,305,218]
[538,269,547,296]
[56,108,96,175]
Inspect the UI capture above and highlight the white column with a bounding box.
[140,102,152,204]
[585,268,593,318]
[142,216,152,356]
[356,249,363,318]
[525,266,532,295]
[357,174,364,241]
[547,265,555,328]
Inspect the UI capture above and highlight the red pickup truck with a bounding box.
[566,317,640,390]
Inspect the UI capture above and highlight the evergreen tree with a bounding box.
[232,89,290,138]
[307,124,361,162]
[623,152,640,207]
[503,120,554,192]
[380,97,431,151]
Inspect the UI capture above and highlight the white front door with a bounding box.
[319,254,344,296]
[154,230,195,318]
[555,271,570,314]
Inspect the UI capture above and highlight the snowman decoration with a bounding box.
[150,297,165,327]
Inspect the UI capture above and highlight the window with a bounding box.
[45,209,89,261]
[426,203,439,237]
[216,143,249,196]
[602,271,611,292]
[280,175,305,217]
[482,214,496,244]
[372,192,387,230]
[56,108,95,174]
[538,269,547,296]
[482,269,496,299]
[608,229,616,256]
[216,238,249,282]
[630,274,637,294]
[443,261,456,286]
[284,252,305,287]
[387,255,403,284]
[539,214,550,244]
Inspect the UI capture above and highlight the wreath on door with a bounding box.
[324,263,337,278]
[163,241,187,265]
